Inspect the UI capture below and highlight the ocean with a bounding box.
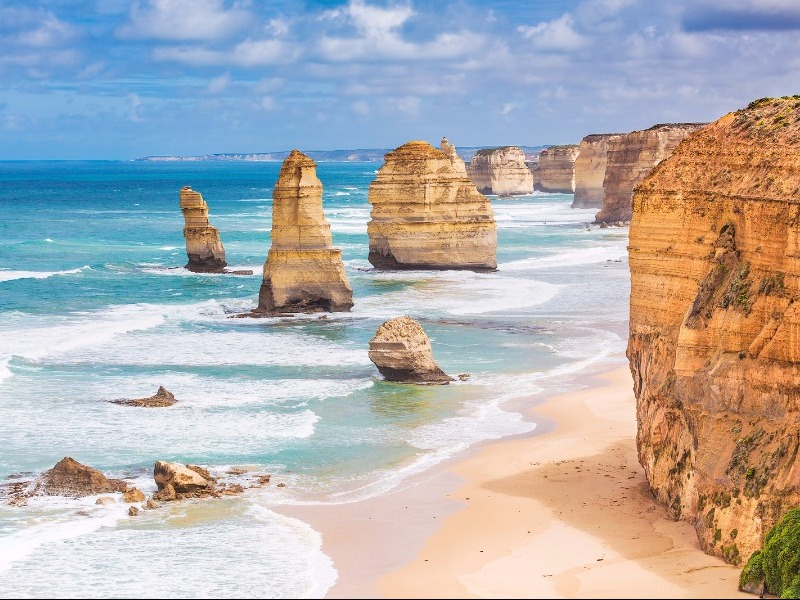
[0,160,630,598]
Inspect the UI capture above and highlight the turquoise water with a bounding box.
[0,160,630,597]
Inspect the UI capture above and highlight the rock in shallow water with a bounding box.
[31,457,127,497]
[368,316,454,385]
[111,386,176,407]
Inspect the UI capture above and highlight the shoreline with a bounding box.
[283,360,750,599]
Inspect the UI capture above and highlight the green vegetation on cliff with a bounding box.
[740,508,800,598]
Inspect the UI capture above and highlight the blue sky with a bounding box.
[0,0,798,159]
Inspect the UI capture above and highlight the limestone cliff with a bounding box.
[531,144,579,193]
[369,316,453,384]
[628,96,800,567]
[596,123,704,224]
[368,140,497,271]
[466,146,534,196]
[572,134,623,208]
[258,150,353,313]
[179,186,227,272]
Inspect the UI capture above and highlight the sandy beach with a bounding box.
[285,360,752,599]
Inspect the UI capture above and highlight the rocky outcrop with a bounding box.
[179,186,227,273]
[466,146,534,196]
[572,134,623,208]
[153,461,215,500]
[439,137,468,175]
[31,457,127,497]
[111,386,176,407]
[595,123,704,224]
[627,97,800,567]
[368,316,454,384]
[368,141,497,270]
[531,144,579,193]
[257,150,353,313]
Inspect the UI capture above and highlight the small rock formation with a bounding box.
[122,487,145,503]
[128,506,139,516]
[31,457,127,497]
[466,146,534,196]
[368,140,497,270]
[628,97,800,567]
[439,137,468,174]
[96,496,116,505]
[179,186,227,273]
[595,123,705,224]
[111,386,177,407]
[530,144,580,193]
[153,461,215,500]
[571,133,623,208]
[256,150,353,313]
[368,316,454,384]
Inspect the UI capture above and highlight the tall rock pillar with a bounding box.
[179,186,227,273]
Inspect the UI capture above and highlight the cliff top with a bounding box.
[386,140,449,160]
[283,148,316,167]
[474,146,521,157]
[639,95,800,200]
[643,122,708,132]
[582,133,625,141]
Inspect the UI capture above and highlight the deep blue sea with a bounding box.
[0,160,630,598]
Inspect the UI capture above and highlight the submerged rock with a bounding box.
[256,150,353,314]
[179,186,227,273]
[111,386,177,407]
[31,457,127,498]
[368,316,454,384]
[368,140,497,271]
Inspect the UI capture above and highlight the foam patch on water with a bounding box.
[0,357,11,383]
[0,266,90,283]
[499,244,628,271]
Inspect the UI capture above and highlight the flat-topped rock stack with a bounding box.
[594,123,705,224]
[368,140,497,271]
[628,97,800,567]
[256,150,353,313]
[572,133,623,208]
[368,316,454,384]
[466,145,533,196]
[531,144,579,193]
[179,186,227,273]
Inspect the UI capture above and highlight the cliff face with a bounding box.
[572,134,622,208]
[466,146,534,196]
[258,150,353,313]
[179,186,227,272]
[595,123,704,224]
[628,96,800,566]
[368,140,497,271]
[531,144,579,193]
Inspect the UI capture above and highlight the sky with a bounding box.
[1,0,799,159]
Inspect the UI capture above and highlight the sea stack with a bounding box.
[628,97,800,566]
[179,186,227,273]
[571,134,623,208]
[368,140,497,271]
[466,146,534,196]
[531,144,580,193]
[368,316,454,384]
[595,123,705,224]
[32,457,127,497]
[257,150,353,313]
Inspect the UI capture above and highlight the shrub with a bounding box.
[740,508,800,598]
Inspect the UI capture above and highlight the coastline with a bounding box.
[284,360,750,599]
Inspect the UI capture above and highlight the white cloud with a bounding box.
[517,14,587,51]
[128,93,142,122]
[500,103,516,115]
[207,73,231,94]
[153,38,297,67]
[119,0,251,41]
[394,95,420,114]
[352,100,370,115]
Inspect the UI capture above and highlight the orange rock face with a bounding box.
[531,144,579,193]
[368,141,497,271]
[466,146,534,196]
[596,123,704,224]
[628,96,800,566]
[572,134,623,208]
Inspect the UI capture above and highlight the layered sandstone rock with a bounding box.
[179,186,227,273]
[531,144,579,193]
[32,457,127,497]
[368,316,453,384]
[368,141,497,270]
[466,146,534,196]
[439,137,468,174]
[595,123,704,224]
[111,386,176,407]
[627,96,800,567]
[572,134,623,208]
[257,150,353,313]
[153,461,215,501]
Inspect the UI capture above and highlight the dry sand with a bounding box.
[283,364,752,599]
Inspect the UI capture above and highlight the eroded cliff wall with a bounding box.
[596,123,704,224]
[628,96,800,566]
[531,144,579,193]
[466,146,534,196]
[368,140,497,271]
[572,134,622,208]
